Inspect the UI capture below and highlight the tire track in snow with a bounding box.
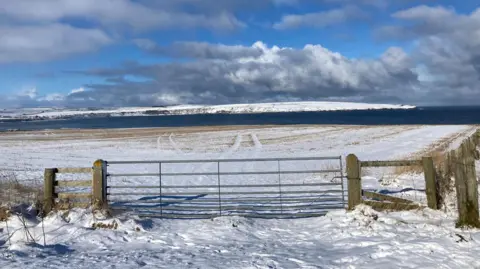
[248,133,298,214]
[251,133,263,153]
[168,133,186,155]
[156,135,164,152]
[221,134,243,158]
[192,134,243,182]
[246,133,263,175]
[157,133,184,154]
[241,133,262,172]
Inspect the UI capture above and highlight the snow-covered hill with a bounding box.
[0,101,415,120]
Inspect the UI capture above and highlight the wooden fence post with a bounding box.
[422,156,438,210]
[92,159,107,209]
[346,154,361,210]
[463,138,480,226]
[444,151,452,179]
[454,144,469,226]
[43,168,57,214]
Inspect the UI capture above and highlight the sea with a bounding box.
[1,106,479,132]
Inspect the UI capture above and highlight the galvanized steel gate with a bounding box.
[105,156,346,219]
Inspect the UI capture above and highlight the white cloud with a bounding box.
[134,39,264,60]
[0,0,247,63]
[2,2,480,106]
[18,88,38,99]
[0,24,111,63]
[375,5,480,104]
[69,87,86,95]
[0,0,244,31]
[392,5,455,21]
[69,41,417,107]
[38,93,65,102]
[273,6,366,30]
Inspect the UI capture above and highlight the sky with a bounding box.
[0,0,479,108]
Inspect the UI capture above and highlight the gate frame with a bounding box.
[346,154,437,211]
[103,156,345,218]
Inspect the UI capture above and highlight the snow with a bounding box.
[1,206,479,268]
[0,101,415,120]
[1,124,479,268]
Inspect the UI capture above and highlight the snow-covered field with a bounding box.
[1,124,479,268]
[0,101,415,120]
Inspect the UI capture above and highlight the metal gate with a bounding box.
[105,156,346,219]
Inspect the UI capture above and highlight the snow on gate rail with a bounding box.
[105,156,346,219]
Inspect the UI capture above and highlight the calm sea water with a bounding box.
[1,106,479,132]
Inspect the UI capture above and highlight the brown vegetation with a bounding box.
[394,127,477,175]
[0,206,10,221]
[0,172,43,207]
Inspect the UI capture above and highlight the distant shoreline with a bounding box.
[0,101,415,121]
[3,107,480,133]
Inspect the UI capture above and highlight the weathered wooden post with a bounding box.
[463,138,479,226]
[43,168,57,214]
[453,146,468,225]
[92,159,107,209]
[346,154,361,210]
[444,151,452,180]
[422,156,438,210]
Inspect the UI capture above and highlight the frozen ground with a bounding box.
[0,101,414,120]
[0,124,479,268]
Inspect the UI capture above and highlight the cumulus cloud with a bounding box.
[66,41,418,107]
[376,6,462,40]
[3,2,480,107]
[38,93,65,102]
[0,0,246,63]
[376,5,480,104]
[134,39,265,60]
[0,0,387,64]
[0,24,111,63]
[0,87,60,108]
[0,0,245,31]
[0,86,102,108]
[18,88,38,99]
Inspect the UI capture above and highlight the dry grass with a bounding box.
[0,125,279,141]
[392,128,479,209]
[392,149,454,208]
[393,127,477,175]
[0,171,43,209]
[394,150,447,175]
[0,206,10,221]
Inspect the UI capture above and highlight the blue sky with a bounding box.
[0,0,479,107]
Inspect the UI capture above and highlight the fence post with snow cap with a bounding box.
[346,154,361,210]
[92,159,107,209]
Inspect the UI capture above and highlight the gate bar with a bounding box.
[108,169,342,177]
[107,182,342,189]
[107,190,344,196]
[159,162,162,217]
[217,161,221,216]
[106,156,341,165]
